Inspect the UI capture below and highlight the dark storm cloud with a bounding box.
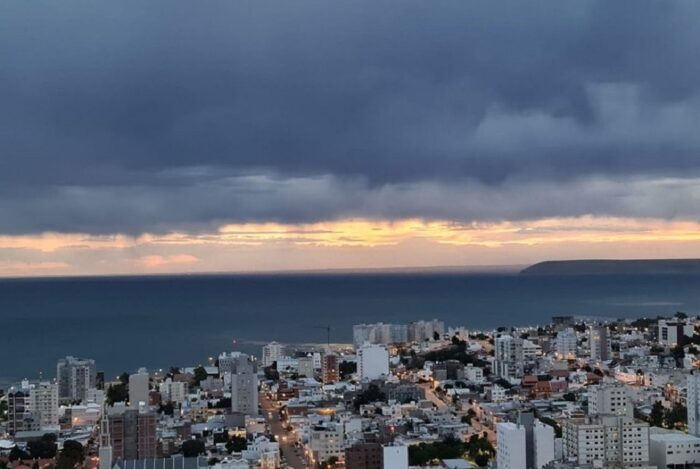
[2,0,700,234]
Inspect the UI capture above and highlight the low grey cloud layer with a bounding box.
[2,0,700,234]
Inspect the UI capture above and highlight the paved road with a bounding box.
[419,383,449,410]
[260,392,308,469]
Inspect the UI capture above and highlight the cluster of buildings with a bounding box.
[4,313,700,468]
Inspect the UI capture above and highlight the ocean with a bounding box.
[1,272,699,387]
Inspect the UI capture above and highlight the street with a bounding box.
[260,392,309,469]
[419,382,449,410]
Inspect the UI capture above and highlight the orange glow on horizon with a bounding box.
[3,215,700,276]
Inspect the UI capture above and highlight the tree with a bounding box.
[319,456,339,468]
[56,440,84,469]
[181,439,206,458]
[664,403,687,429]
[649,401,664,427]
[226,436,247,453]
[353,384,386,411]
[433,331,441,341]
[119,373,130,385]
[193,366,208,385]
[339,361,357,380]
[106,383,128,405]
[562,392,576,402]
[494,378,512,389]
[474,453,489,467]
[159,402,175,416]
[9,446,30,461]
[28,434,58,459]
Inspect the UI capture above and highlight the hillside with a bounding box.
[520,259,700,276]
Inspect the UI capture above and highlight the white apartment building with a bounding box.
[464,364,484,383]
[382,445,408,469]
[555,328,577,359]
[587,381,633,417]
[688,372,700,436]
[658,319,695,346]
[243,435,280,469]
[649,427,700,468]
[352,323,408,347]
[408,319,445,342]
[497,412,555,469]
[357,343,390,381]
[309,423,345,466]
[523,339,540,360]
[128,368,150,407]
[563,416,650,467]
[532,422,555,468]
[298,356,315,378]
[494,335,525,379]
[497,422,526,469]
[159,378,187,404]
[29,381,59,429]
[261,342,284,367]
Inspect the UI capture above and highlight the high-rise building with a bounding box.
[261,342,285,367]
[29,381,59,429]
[128,368,149,407]
[563,415,650,467]
[589,325,612,362]
[106,406,157,460]
[352,323,408,347]
[588,381,633,418]
[7,387,36,435]
[7,380,59,434]
[99,403,113,469]
[555,327,577,359]
[298,356,315,378]
[408,319,445,342]
[357,343,389,381]
[497,422,526,469]
[496,412,555,469]
[494,335,525,379]
[222,352,258,416]
[322,353,340,384]
[57,356,96,402]
[688,372,700,436]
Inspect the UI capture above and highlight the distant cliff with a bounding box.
[520,259,700,275]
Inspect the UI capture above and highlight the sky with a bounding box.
[2,1,700,276]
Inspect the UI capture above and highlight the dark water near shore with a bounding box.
[1,272,699,386]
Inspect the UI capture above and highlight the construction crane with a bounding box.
[313,325,333,349]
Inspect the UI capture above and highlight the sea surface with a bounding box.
[1,272,699,387]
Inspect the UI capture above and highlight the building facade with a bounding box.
[261,342,284,367]
[57,355,96,402]
[563,416,650,467]
[107,407,157,460]
[494,335,525,379]
[322,353,339,384]
[357,343,390,381]
[589,325,612,362]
